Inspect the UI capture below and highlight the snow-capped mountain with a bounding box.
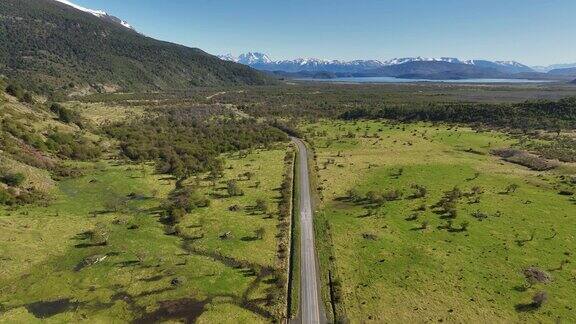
[53,0,134,30]
[219,52,273,65]
[219,52,534,75]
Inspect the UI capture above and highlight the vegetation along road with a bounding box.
[292,137,325,324]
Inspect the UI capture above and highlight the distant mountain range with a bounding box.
[532,63,576,73]
[0,0,273,93]
[220,52,574,81]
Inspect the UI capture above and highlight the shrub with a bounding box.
[0,188,16,205]
[5,83,24,98]
[383,189,402,201]
[255,198,269,214]
[410,184,428,198]
[227,180,244,197]
[0,172,25,187]
[523,267,552,286]
[167,186,210,213]
[472,210,489,221]
[532,291,548,308]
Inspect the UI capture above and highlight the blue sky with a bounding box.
[73,0,575,66]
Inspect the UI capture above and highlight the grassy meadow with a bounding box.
[304,120,575,323]
[0,145,290,322]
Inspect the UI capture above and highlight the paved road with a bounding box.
[292,137,324,324]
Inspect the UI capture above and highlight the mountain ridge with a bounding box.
[0,0,275,94]
[219,52,536,76]
[52,0,134,30]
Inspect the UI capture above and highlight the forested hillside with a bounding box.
[0,0,275,94]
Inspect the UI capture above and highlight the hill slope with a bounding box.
[548,67,576,77]
[0,0,274,93]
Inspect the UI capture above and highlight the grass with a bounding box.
[0,144,290,322]
[303,120,576,322]
[289,142,301,318]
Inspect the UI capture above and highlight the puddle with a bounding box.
[25,298,82,319]
[133,298,208,324]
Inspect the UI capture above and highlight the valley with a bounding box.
[1,0,575,323]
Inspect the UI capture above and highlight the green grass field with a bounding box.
[0,145,290,322]
[304,120,575,323]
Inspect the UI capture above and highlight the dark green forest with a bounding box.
[339,97,576,130]
[104,106,288,178]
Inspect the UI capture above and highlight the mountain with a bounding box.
[0,0,274,94]
[532,63,576,73]
[370,61,507,80]
[548,67,576,77]
[571,79,576,84]
[53,0,134,30]
[220,52,537,79]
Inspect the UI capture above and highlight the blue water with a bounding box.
[299,77,552,84]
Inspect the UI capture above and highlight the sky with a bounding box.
[73,0,576,66]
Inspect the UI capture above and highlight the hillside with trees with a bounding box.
[0,0,276,94]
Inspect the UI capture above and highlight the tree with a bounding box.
[532,291,548,308]
[104,195,128,212]
[255,198,269,214]
[227,180,243,197]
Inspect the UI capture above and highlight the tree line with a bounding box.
[339,97,576,130]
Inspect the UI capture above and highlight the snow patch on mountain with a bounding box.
[219,52,531,73]
[53,0,133,30]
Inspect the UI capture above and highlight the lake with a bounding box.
[298,77,552,84]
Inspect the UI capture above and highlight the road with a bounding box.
[292,137,325,324]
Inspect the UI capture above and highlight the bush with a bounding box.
[50,103,82,125]
[167,186,210,215]
[0,187,16,205]
[21,92,34,104]
[0,172,26,187]
[227,180,243,197]
[5,84,24,98]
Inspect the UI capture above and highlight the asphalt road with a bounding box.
[292,137,324,324]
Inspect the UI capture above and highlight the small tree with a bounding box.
[532,291,548,308]
[227,180,243,197]
[255,198,269,214]
[104,195,128,212]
